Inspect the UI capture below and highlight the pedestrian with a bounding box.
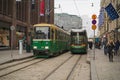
[107,40,115,62]
[88,41,93,50]
[114,40,120,56]
[104,43,108,55]
[98,41,101,49]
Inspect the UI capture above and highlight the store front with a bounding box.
[16,25,27,49]
[0,21,10,49]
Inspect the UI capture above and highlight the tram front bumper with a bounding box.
[33,49,50,56]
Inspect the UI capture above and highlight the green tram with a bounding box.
[32,23,70,58]
[70,29,88,54]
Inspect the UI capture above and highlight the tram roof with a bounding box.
[33,23,70,35]
[33,23,52,27]
[70,29,86,32]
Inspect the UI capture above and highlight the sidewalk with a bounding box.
[0,50,33,65]
[90,49,120,80]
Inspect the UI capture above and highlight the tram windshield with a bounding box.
[34,26,50,39]
[71,32,85,45]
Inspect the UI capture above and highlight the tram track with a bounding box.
[0,58,46,77]
[67,54,90,80]
[0,57,35,71]
[43,54,88,80]
[66,55,82,80]
[0,52,90,80]
[43,54,82,80]
[43,55,74,80]
[0,52,72,78]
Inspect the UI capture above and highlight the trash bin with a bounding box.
[26,44,31,53]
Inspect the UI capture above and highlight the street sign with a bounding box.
[92,14,97,19]
[92,20,97,24]
[92,25,96,30]
[91,14,97,30]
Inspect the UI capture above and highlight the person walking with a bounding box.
[104,43,108,55]
[114,40,120,56]
[88,41,93,50]
[103,38,108,55]
[107,40,115,62]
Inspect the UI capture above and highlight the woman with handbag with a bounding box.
[107,40,115,62]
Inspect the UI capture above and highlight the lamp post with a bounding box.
[10,25,15,59]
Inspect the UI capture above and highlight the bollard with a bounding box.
[19,40,23,54]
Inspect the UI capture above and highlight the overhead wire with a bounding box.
[73,0,82,29]
[73,0,81,17]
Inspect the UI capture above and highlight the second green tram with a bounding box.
[70,29,88,54]
[32,23,70,58]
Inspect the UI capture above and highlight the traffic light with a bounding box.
[91,14,97,30]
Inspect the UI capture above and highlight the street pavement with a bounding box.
[89,48,120,80]
[0,49,120,80]
[0,50,33,65]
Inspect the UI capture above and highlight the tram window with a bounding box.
[48,28,50,39]
[51,29,54,39]
[56,30,58,39]
[55,30,57,39]
[58,31,60,39]
[34,27,49,39]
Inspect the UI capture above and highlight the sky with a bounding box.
[54,0,101,18]
[55,0,101,37]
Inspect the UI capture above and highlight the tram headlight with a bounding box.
[45,46,49,49]
[33,46,37,49]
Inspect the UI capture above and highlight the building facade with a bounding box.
[116,0,120,40]
[0,0,54,49]
[98,0,120,41]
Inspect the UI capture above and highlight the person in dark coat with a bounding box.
[104,43,108,55]
[88,41,93,50]
[114,40,120,56]
[107,40,115,62]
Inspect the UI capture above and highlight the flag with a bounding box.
[105,3,119,20]
[40,0,45,16]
